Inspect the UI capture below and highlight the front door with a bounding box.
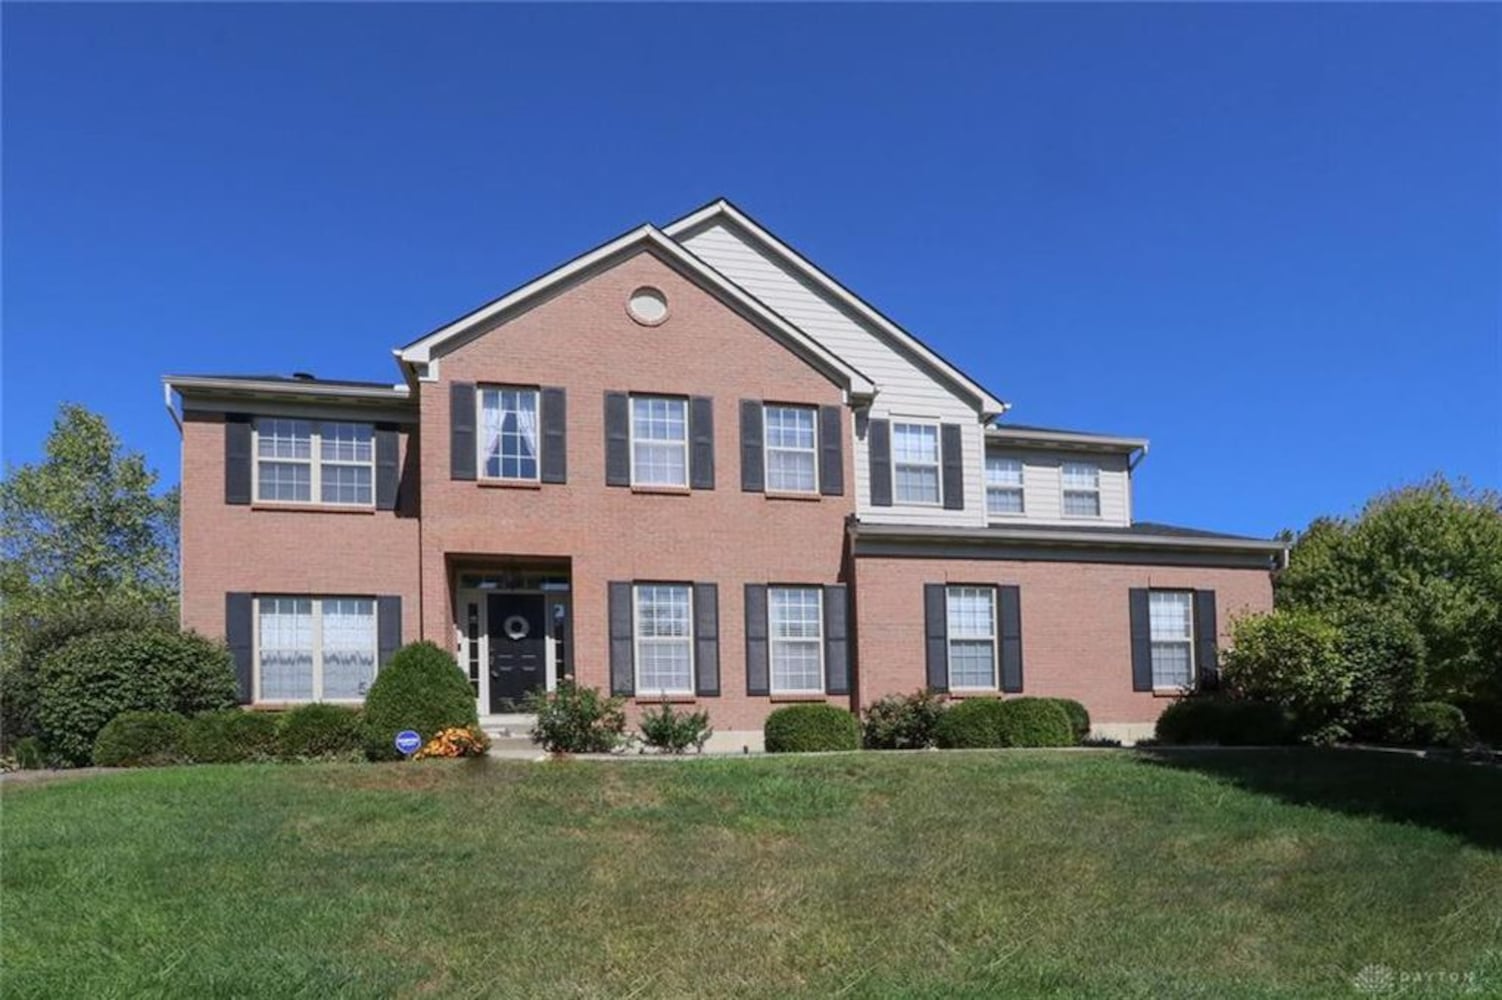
[487,593,546,712]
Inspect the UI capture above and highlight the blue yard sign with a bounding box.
[394,730,422,756]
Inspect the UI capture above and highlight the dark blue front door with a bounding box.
[488,593,545,712]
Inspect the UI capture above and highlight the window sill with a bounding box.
[477,479,542,490]
[768,692,827,702]
[1153,688,1193,698]
[250,503,375,515]
[764,490,822,502]
[634,693,698,704]
[947,689,1002,700]
[630,485,692,496]
[250,700,365,711]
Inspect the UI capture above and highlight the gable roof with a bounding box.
[663,199,1009,417]
[397,223,875,398]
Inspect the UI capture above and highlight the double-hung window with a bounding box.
[1062,461,1101,517]
[630,396,688,487]
[634,584,693,695]
[764,405,818,493]
[768,587,824,693]
[255,419,374,506]
[892,422,941,504]
[257,596,377,702]
[985,455,1025,515]
[1148,591,1195,690]
[480,386,540,481]
[947,586,998,690]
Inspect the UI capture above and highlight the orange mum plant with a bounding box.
[412,726,491,759]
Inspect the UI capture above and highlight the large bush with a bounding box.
[1044,698,1091,744]
[362,642,478,760]
[1393,702,1472,749]
[1221,610,1351,744]
[526,682,626,754]
[764,704,860,753]
[862,690,947,749]
[93,711,188,767]
[183,710,280,763]
[934,699,1009,748]
[36,629,238,765]
[1155,697,1295,746]
[1333,603,1428,742]
[934,698,1074,749]
[278,704,364,761]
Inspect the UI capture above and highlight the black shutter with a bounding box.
[924,583,948,693]
[540,387,567,484]
[375,425,399,510]
[604,392,630,487]
[226,592,253,704]
[690,396,715,490]
[694,583,720,697]
[824,585,850,695]
[941,423,965,510]
[744,584,769,696]
[819,405,844,496]
[1194,590,1220,691]
[868,418,892,507]
[224,415,252,505]
[740,400,764,492]
[608,582,634,696]
[450,382,476,481]
[377,595,402,668]
[1129,588,1153,692]
[999,585,1023,693]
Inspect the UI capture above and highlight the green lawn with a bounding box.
[4,750,1500,999]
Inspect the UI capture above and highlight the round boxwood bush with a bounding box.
[183,710,280,763]
[93,711,188,767]
[934,698,1009,748]
[1395,702,1472,749]
[764,704,859,753]
[934,698,1074,748]
[37,629,239,765]
[1045,698,1091,744]
[362,642,478,760]
[279,703,364,760]
[1155,697,1294,746]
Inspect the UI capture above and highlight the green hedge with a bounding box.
[1394,702,1472,749]
[183,710,280,763]
[1154,697,1295,746]
[764,704,859,753]
[278,704,364,760]
[934,698,1074,749]
[361,642,477,760]
[93,711,188,767]
[1045,698,1090,744]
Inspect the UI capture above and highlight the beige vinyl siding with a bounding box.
[680,221,988,527]
[987,449,1132,527]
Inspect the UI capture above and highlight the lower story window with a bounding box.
[769,586,823,693]
[257,596,376,701]
[1149,591,1195,689]
[947,586,997,689]
[634,584,693,695]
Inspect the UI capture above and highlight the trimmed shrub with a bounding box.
[934,699,1009,748]
[934,698,1074,749]
[1155,697,1295,746]
[92,711,188,767]
[362,642,478,761]
[1221,610,1351,744]
[863,690,947,750]
[764,704,860,753]
[1394,702,1472,749]
[183,710,280,763]
[1045,698,1091,744]
[36,629,238,765]
[526,682,627,754]
[1334,602,1428,742]
[278,704,364,761]
[638,703,713,754]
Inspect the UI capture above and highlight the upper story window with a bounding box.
[764,405,818,493]
[892,422,941,505]
[255,419,373,506]
[257,596,376,702]
[480,387,539,481]
[985,455,1025,515]
[1062,461,1101,518]
[1148,591,1195,690]
[634,583,694,695]
[946,585,998,690]
[768,586,823,693]
[630,396,689,488]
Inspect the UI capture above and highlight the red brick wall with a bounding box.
[852,556,1273,726]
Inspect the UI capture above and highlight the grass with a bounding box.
[3,750,1500,999]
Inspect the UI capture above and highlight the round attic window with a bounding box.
[627,286,669,326]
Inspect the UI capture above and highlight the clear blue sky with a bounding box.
[3,4,1498,537]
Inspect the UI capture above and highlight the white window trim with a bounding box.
[628,395,690,489]
[891,419,943,507]
[1060,460,1103,520]
[762,404,820,494]
[946,585,1000,692]
[985,454,1026,518]
[632,583,696,696]
[1149,589,1197,692]
[253,595,378,704]
[252,419,375,508]
[477,384,542,484]
[767,585,826,695]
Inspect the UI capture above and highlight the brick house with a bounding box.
[166,200,1285,747]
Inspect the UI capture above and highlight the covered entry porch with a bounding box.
[450,556,573,719]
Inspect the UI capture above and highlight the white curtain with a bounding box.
[482,394,505,466]
[516,396,538,460]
